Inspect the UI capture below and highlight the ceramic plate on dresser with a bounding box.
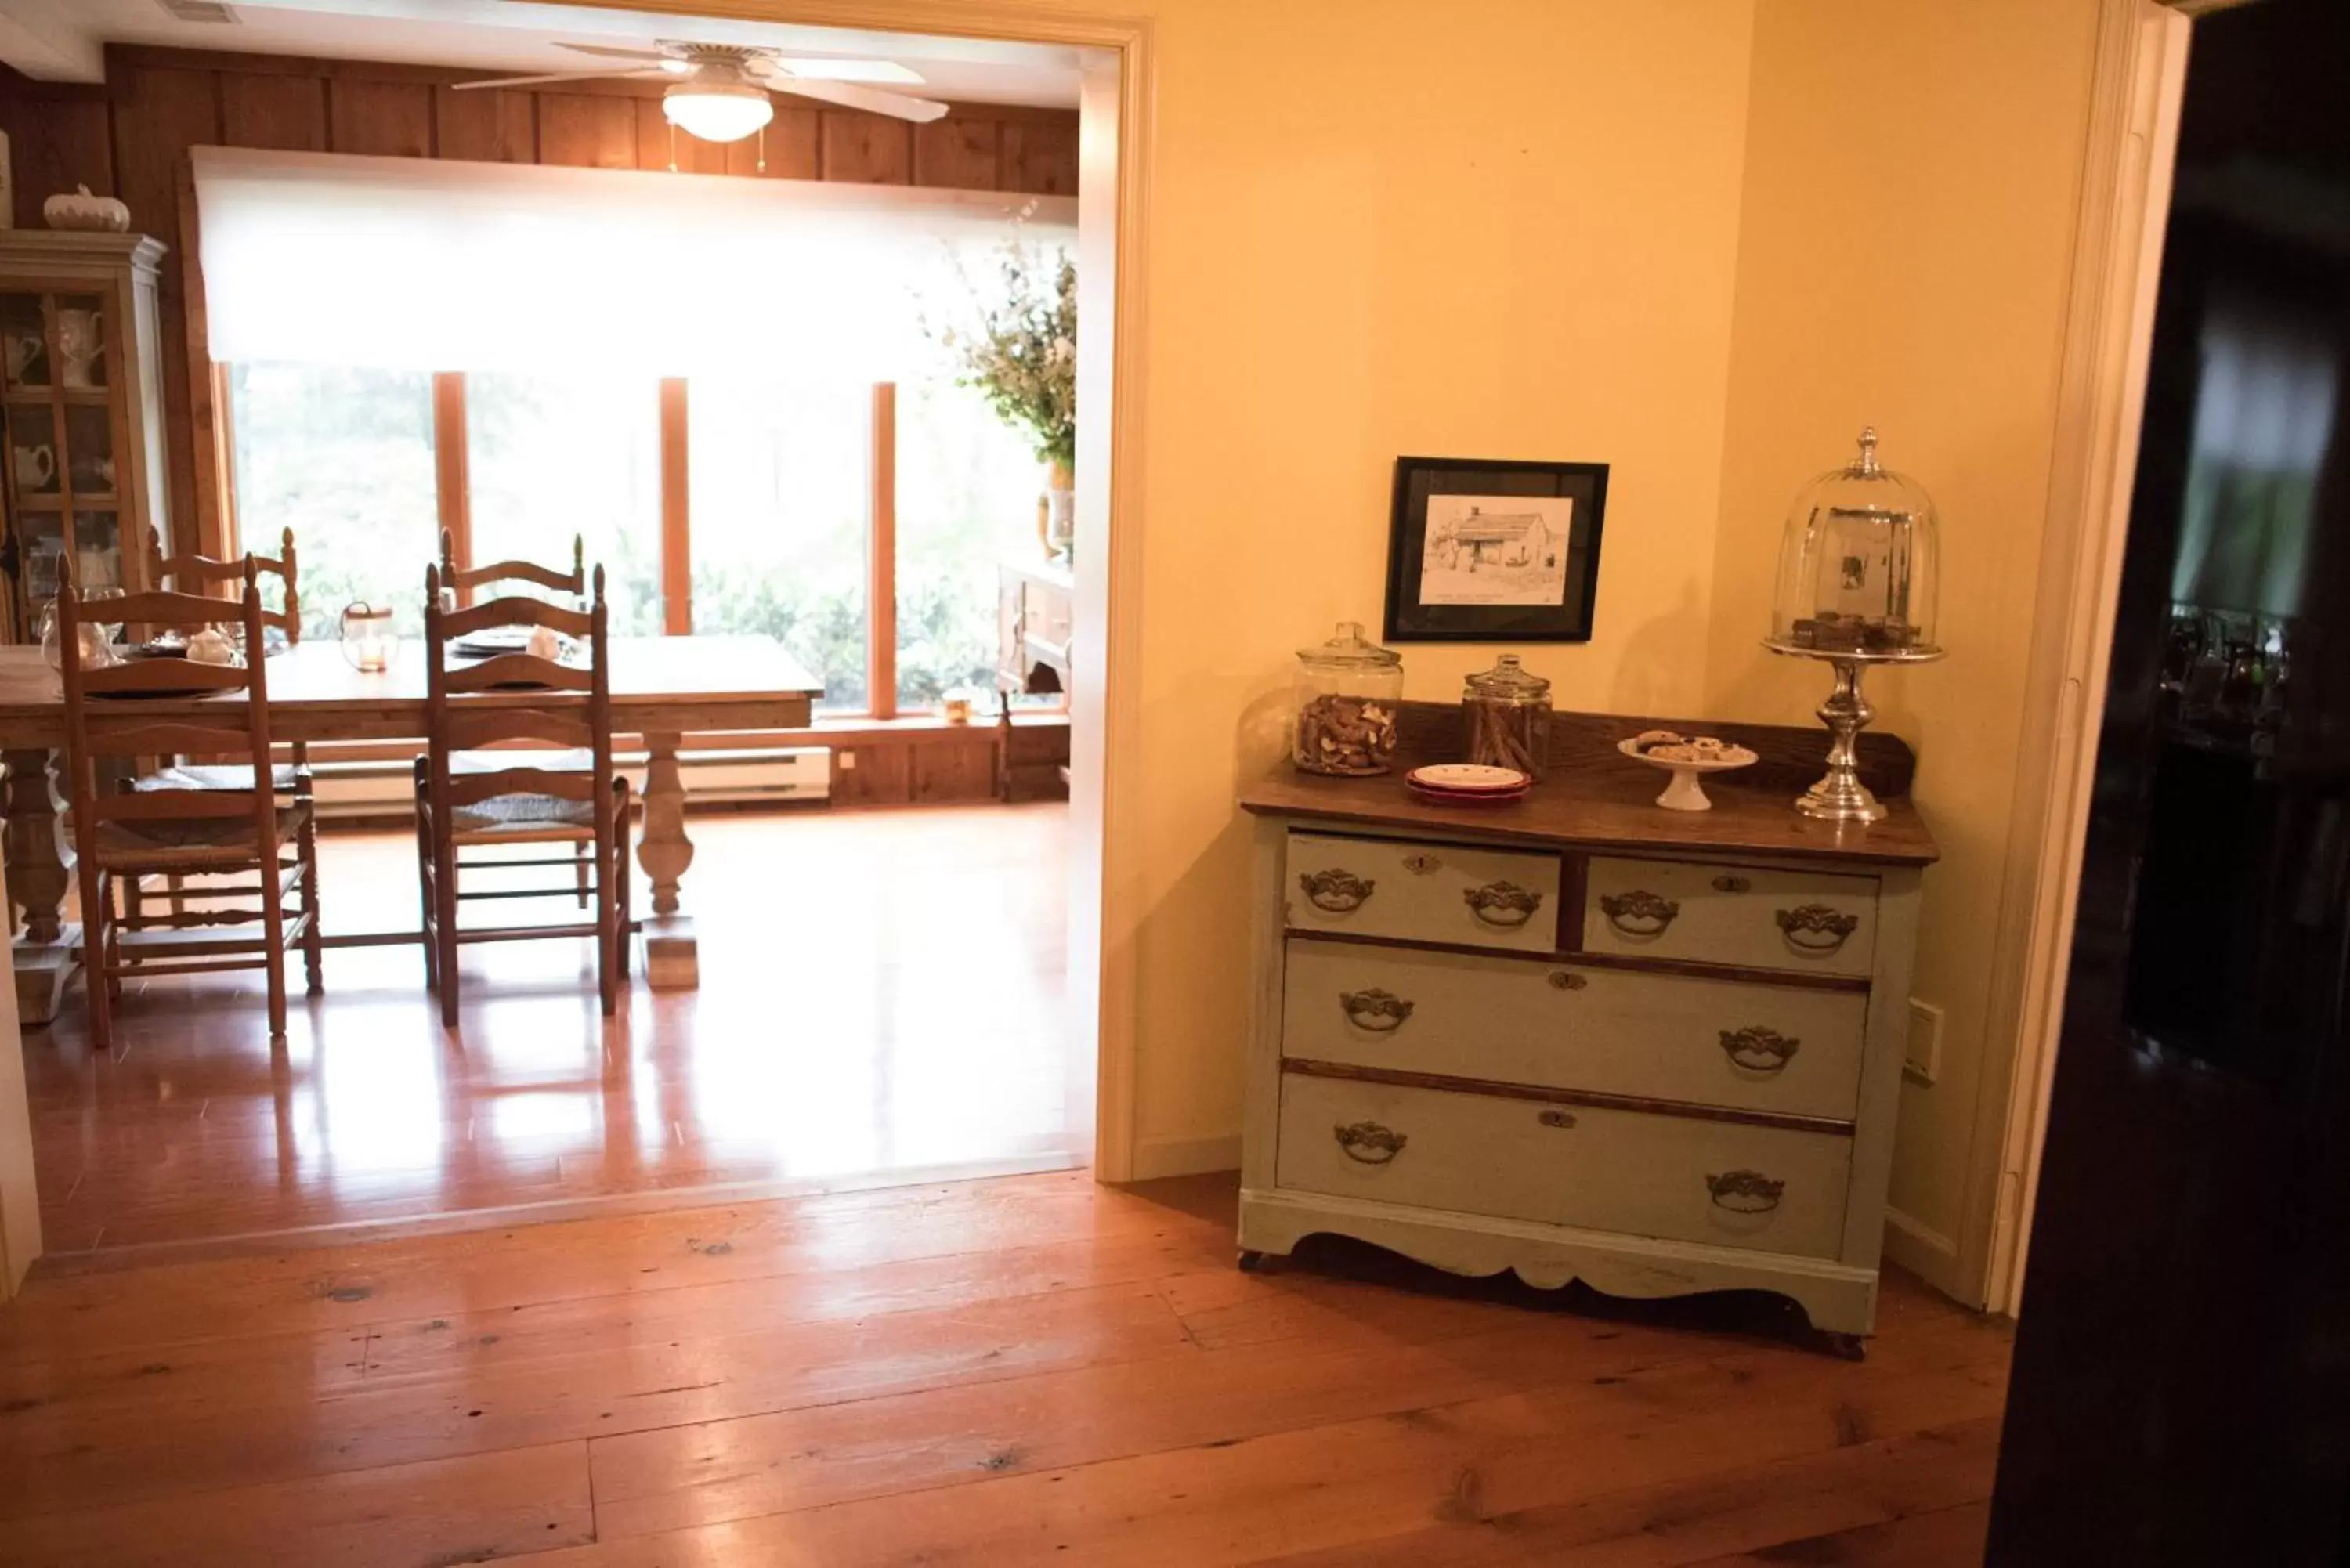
[1405,764,1528,793]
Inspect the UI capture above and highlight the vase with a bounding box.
[1041,460,1075,562]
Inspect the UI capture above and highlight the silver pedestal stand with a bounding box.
[1764,643,1943,824]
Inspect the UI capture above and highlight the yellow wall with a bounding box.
[1701,0,2103,1283]
[1118,0,1761,1170]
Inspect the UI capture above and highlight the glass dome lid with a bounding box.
[1766,426,1943,662]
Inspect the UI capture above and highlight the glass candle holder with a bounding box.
[340,602,397,672]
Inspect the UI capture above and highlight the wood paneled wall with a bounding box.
[0,46,1079,557]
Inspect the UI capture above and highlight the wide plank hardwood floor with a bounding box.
[0,1169,2013,1566]
[22,804,1075,1255]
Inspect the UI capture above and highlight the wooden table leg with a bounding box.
[4,747,78,1028]
[635,732,696,990]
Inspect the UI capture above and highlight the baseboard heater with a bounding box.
[308,746,833,817]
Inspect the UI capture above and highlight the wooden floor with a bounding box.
[20,803,1075,1255]
[0,1169,2012,1566]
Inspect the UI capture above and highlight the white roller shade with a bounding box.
[192,146,1076,379]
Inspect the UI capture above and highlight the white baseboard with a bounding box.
[1127,1132,1241,1180]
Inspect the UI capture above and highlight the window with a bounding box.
[202,147,1079,721]
[688,378,871,714]
[894,374,1047,710]
[227,362,438,639]
[467,371,663,634]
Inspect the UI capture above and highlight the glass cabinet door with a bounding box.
[3,286,129,619]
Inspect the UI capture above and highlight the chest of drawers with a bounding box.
[1238,767,1935,1342]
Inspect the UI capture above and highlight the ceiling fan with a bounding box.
[452,42,949,145]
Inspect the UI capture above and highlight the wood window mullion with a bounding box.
[431,370,470,604]
[869,381,897,721]
[660,377,690,634]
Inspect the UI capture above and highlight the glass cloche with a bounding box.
[1766,426,1942,662]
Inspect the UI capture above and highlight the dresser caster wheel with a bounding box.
[1823,1331,1868,1362]
[1237,1249,1267,1273]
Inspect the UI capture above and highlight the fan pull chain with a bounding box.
[757,123,767,175]
[667,121,678,175]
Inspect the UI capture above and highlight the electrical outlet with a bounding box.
[1904,999,1944,1086]
[837,750,858,771]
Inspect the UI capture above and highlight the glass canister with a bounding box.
[1292,621,1403,775]
[1462,654,1552,779]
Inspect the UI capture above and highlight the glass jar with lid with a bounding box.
[1292,621,1403,775]
[1462,654,1552,779]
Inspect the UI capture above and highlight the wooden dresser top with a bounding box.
[1240,761,1939,869]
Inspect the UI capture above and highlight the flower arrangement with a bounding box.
[938,239,1076,470]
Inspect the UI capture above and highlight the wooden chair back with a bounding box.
[439,528,586,602]
[57,567,280,851]
[421,561,613,821]
[146,525,301,644]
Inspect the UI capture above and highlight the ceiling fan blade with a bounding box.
[764,77,949,123]
[555,42,672,61]
[451,68,660,91]
[767,56,924,85]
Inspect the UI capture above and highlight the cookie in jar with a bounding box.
[1292,621,1403,776]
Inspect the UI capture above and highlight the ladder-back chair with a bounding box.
[414,562,630,1025]
[439,528,585,603]
[134,526,305,924]
[58,566,322,1050]
[148,523,302,646]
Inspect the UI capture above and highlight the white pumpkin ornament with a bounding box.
[42,184,130,234]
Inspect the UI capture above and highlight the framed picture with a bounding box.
[1382,456,1609,642]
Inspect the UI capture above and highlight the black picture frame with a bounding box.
[1382,456,1609,643]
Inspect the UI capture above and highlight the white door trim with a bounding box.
[1965,0,2190,1315]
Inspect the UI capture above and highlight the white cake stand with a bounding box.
[1616,738,1759,812]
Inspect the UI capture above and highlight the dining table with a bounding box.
[0,634,822,1026]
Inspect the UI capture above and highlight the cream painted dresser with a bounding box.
[1238,747,1936,1345]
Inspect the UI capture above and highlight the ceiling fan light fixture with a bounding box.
[663,80,772,143]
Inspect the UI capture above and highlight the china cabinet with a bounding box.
[0,233,168,641]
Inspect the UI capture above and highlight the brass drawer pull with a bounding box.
[1712,874,1752,894]
[1339,988,1414,1031]
[1598,889,1679,938]
[1777,904,1860,956]
[1538,1108,1577,1129]
[1464,880,1543,928]
[1547,970,1588,992]
[1334,1121,1406,1165]
[1300,869,1376,913]
[1719,1026,1801,1072]
[1708,1169,1785,1213]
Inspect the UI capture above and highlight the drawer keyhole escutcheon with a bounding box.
[1401,853,1442,876]
[1712,874,1752,894]
[1300,869,1376,913]
[1776,904,1860,956]
[1465,880,1544,928]
[1547,970,1588,992]
[1708,1169,1785,1213]
[1338,988,1415,1031]
[1598,889,1679,938]
[1334,1122,1406,1165]
[1538,1108,1578,1129]
[1719,1026,1801,1071]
